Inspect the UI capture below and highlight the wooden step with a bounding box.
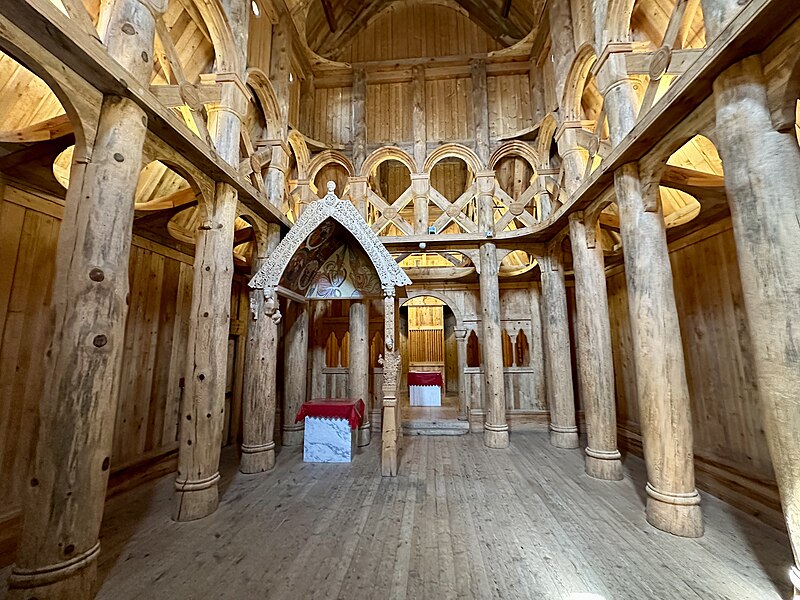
[401,419,470,436]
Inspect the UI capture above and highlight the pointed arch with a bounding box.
[249,185,412,293]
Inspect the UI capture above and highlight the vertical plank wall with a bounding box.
[606,218,781,528]
[0,181,249,563]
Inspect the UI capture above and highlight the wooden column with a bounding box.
[240,225,281,474]
[411,173,430,234]
[349,176,369,220]
[352,68,367,174]
[615,163,703,537]
[294,178,314,217]
[598,58,703,536]
[540,247,579,449]
[477,172,509,448]
[174,77,247,522]
[349,300,371,446]
[712,56,800,591]
[309,301,328,399]
[412,65,427,169]
[568,213,623,480]
[454,328,469,420]
[381,290,400,476]
[699,0,742,40]
[471,59,490,164]
[8,2,156,597]
[282,300,309,446]
[240,293,280,472]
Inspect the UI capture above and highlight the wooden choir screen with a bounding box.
[405,296,445,369]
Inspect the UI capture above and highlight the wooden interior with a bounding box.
[1,0,799,598]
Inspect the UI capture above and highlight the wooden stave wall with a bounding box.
[606,218,781,528]
[0,181,250,558]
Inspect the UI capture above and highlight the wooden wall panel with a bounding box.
[487,74,533,140]
[366,82,413,144]
[425,77,473,142]
[312,86,353,147]
[608,219,774,480]
[0,183,248,526]
[339,2,501,63]
[247,14,272,73]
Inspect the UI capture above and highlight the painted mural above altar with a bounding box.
[305,244,383,299]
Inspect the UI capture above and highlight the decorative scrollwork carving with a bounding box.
[249,182,412,294]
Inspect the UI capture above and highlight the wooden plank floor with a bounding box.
[1,433,793,599]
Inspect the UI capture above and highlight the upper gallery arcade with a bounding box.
[0,0,798,598]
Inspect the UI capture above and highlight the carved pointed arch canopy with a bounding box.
[249,182,412,295]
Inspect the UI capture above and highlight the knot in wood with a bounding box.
[93,334,108,348]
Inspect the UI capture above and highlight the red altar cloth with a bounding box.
[407,371,443,388]
[295,399,365,430]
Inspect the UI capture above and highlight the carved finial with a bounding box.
[326,181,336,193]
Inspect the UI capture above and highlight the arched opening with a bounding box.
[399,295,460,422]
[661,134,725,233]
[368,158,413,236]
[314,162,350,199]
[466,330,481,367]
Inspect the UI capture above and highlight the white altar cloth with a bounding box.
[409,385,442,407]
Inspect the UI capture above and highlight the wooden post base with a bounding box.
[585,448,624,481]
[645,483,704,538]
[282,426,304,446]
[239,442,276,474]
[357,422,372,447]
[172,474,220,522]
[550,425,580,449]
[8,543,99,600]
[484,425,509,449]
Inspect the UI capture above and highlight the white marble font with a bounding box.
[303,417,357,463]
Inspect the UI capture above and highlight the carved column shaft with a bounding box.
[454,328,468,420]
[381,291,400,476]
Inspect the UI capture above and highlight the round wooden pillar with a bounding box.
[540,250,579,449]
[282,301,309,446]
[713,56,800,588]
[8,2,155,596]
[568,214,623,480]
[614,163,703,538]
[240,291,280,473]
[479,242,509,448]
[600,61,702,538]
[349,300,371,446]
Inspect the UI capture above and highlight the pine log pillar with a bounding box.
[282,301,309,446]
[615,163,703,537]
[411,173,430,235]
[240,225,281,474]
[8,2,157,597]
[454,328,469,420]
[309,301,328,399]
[477,172,509,449]
[349,300,371,446]
[568,213,623,480]
[712,56,800,592]
[540,248,579,449]
[349,176,369,219]
[597,56,703,538]
[173,78,247,522]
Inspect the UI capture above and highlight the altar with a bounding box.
[408,371,443,406]
[295,399,365,462]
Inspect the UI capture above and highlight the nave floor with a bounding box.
[3,433,793,599]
